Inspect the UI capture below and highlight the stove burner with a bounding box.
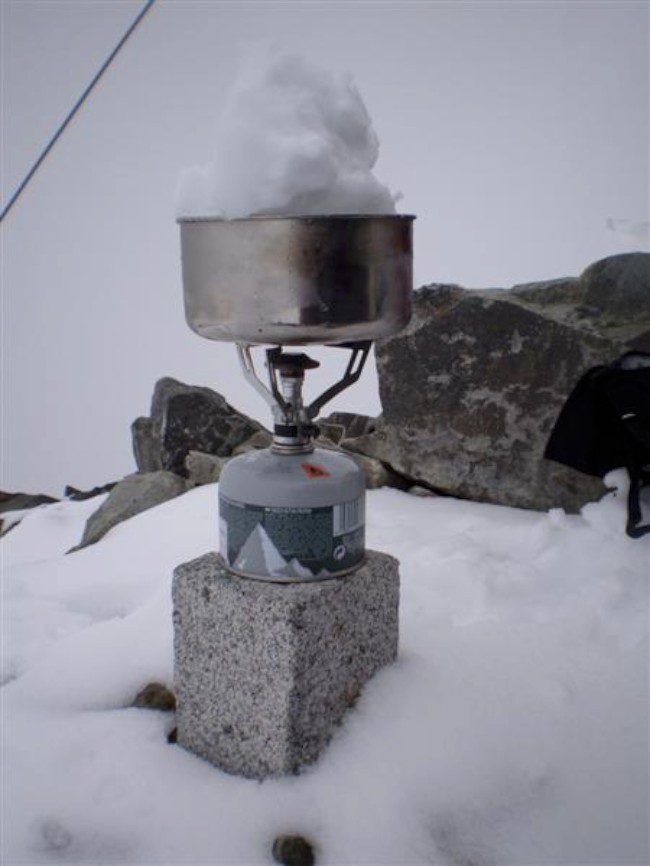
[237,341,372,453]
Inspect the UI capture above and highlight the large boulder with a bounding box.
[132,378,267,476]
[350,253,650,512]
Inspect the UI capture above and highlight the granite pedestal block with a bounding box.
[172,550,399,779]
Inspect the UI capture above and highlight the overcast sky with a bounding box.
[2,0,649,496]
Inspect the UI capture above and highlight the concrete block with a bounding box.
[172,550,399,778]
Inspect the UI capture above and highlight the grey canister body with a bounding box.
[219,447,365,582]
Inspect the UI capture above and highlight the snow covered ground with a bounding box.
[1,474,648,865]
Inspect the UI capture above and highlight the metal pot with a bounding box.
[178,214,415,345]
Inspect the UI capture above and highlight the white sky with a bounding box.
[1,0,649,495]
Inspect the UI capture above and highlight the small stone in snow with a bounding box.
[272,834,316,866]
[132,682,176,712]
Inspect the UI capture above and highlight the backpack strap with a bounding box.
[607,353,650,538]
[626,468,650,538]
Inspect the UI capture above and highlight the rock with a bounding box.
[316,423,346,445]
[0,491,59,535]
[173,551,399,779]
[315,413,404,489]
[131,416,160,472]
[184,451,229,486]
[341,447,407,490]
[507,252,650,350]
[231,429,273,455]
[347,452,400,490]
[317,411,377,442]
[353,253,650,512]
[73,471,189,550]
[185,429,273,485]
[272,835,316,866]
[64,482,116,501]
[132,377,267,476]
[132,682,176,711]
[0,490,58,513]
[408,485,438,498]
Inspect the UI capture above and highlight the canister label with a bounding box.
[219,493,365,580]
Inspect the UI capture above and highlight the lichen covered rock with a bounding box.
[353,253,650,511]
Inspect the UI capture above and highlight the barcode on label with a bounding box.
[333,498,365,534]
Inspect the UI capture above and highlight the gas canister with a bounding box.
[219,446,365,582]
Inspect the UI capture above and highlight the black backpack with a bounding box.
[544,352,650,538]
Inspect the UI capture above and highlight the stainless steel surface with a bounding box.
[178,214,415,345]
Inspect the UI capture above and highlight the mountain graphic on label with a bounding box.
[233,523,316,578]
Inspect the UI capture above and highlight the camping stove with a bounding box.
[178,214,414,582]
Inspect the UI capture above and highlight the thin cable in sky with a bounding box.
[0,0,156,224]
